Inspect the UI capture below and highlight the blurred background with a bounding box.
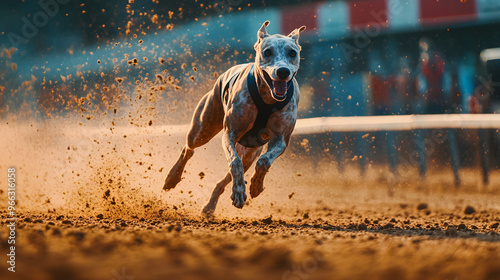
[1,0,500,185]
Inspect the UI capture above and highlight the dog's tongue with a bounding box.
[272,80,287,96]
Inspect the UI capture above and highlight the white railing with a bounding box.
[293,114,500,134]
[82,114,500,138]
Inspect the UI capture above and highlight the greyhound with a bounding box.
[162,21,306,217]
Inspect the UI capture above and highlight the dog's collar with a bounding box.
[237,64,294,148]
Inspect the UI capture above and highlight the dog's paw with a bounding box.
[231,189,247,209]
[162,174,181,190]
[250,177,264,198]
[200,204,215,220]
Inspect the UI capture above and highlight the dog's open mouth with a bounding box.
[262,70,290,101]
[273,80,287,97]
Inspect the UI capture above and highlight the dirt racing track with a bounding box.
[1,121,500,280]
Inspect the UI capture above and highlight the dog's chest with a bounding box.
[221,64,295,148]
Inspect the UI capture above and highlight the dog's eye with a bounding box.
[289,50,297,57]
[263,49,272,57]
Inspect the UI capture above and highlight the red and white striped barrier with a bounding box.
[277,0,500,37]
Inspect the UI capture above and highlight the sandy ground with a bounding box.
[1,121,500,280]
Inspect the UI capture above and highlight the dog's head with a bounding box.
[254,21,306,101]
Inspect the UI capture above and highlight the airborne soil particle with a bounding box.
[465,206,476,215]
[417,203,428,210]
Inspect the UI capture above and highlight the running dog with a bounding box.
[162,21,306,217]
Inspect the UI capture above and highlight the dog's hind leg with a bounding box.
[201,145,261,218]
[163,91,224,190]
[250,136,287,198]
[200,173,231,218]
[163,146,195,190]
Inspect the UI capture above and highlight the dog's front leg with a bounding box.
[223,132,247,208]
[250,136,287,198]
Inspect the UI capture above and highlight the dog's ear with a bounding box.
[254,21,270,50]
[288,25,306,49]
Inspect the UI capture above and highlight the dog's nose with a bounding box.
[276,67,290,80]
